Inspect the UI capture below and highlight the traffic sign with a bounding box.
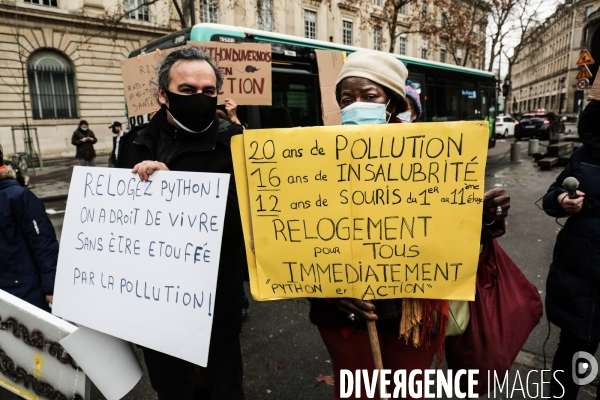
[577,79,589,90]
[576,65,593,80]
[576,50,595,65]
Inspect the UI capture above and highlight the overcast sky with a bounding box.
[489,0,559,79]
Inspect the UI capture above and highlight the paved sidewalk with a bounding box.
[28,155,109,201]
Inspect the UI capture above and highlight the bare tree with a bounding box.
[382,0,427,53]
[486,0,518,72]
[436,0,489,67]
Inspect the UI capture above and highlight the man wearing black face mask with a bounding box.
[117,47,245,400]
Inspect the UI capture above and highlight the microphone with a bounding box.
[563,177,579,199]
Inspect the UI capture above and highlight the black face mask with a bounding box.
[112,128,120,134]
[165,90,217,133]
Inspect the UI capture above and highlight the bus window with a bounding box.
[429,85,479,122]
[258,71,322,129]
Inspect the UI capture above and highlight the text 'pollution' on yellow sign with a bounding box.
[233,122,489,302]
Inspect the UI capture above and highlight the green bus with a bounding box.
[128,23,498,147]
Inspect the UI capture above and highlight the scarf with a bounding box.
[400,299,449,367]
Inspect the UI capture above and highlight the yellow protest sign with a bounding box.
[233,122,489,302]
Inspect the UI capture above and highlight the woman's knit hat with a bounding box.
[336,50,408,100]
[405,85,422,118]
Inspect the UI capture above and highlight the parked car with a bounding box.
[514,112,565,141]
[495,115,516,138]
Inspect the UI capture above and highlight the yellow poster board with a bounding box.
[233,122,489,301]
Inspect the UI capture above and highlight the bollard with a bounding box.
[511,142,522,162]
[528,139,539,155]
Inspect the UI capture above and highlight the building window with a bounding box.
[373,0,381,6]
[421,40,428,59]
[200,0,219,23]
[374,27,382,51]
[27,50,78,120]
[401,4,407,14]
[399,36,406,55]
[304,9,317,39]
[440,47,446,63]
[586,6,594,17]
[258,0,273,31]
[124,0,149,21]
[456,48,463,65]
[24,0,57,6]
[342,19,353,46]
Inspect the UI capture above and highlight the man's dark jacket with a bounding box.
[117,108,245,339]
[0,168,58,311]
[543,100,600,342]
[71,128,97,160]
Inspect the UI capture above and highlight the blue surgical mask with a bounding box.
[397,111,412,123]
[81,127,88,131]
[341,102,389,125]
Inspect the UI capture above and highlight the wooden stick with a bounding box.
[366,320,387,398]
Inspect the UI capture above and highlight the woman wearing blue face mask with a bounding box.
[310,50,511,400]
[337,52,408,126]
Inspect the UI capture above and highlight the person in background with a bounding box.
[0,144,57,311]
[71,120,97,166]
[543,97,600,400]
[310,50,510,400]
[117,46,245,400]
[398,85,422,123]
[109,121,124,167]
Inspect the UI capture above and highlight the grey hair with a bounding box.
[157,46,223,95]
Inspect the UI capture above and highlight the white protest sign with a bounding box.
[60,326,142,400]
[53,167,230,367]
[0,289,90,399]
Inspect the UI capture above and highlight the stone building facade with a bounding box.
[511,0,600,116]
[0,1,175,159]
[0,0,489,159]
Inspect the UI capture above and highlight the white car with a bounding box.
[495,115,516,138]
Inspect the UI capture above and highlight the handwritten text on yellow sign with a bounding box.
[237,122,488,301]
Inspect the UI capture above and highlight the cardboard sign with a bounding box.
[576,50,595,65]
[189,42,272,106]
[53,167,229,367]
[315,50,345,126]
[233,122,488,301]
[120,47,182,118]
[0,290,90,399]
